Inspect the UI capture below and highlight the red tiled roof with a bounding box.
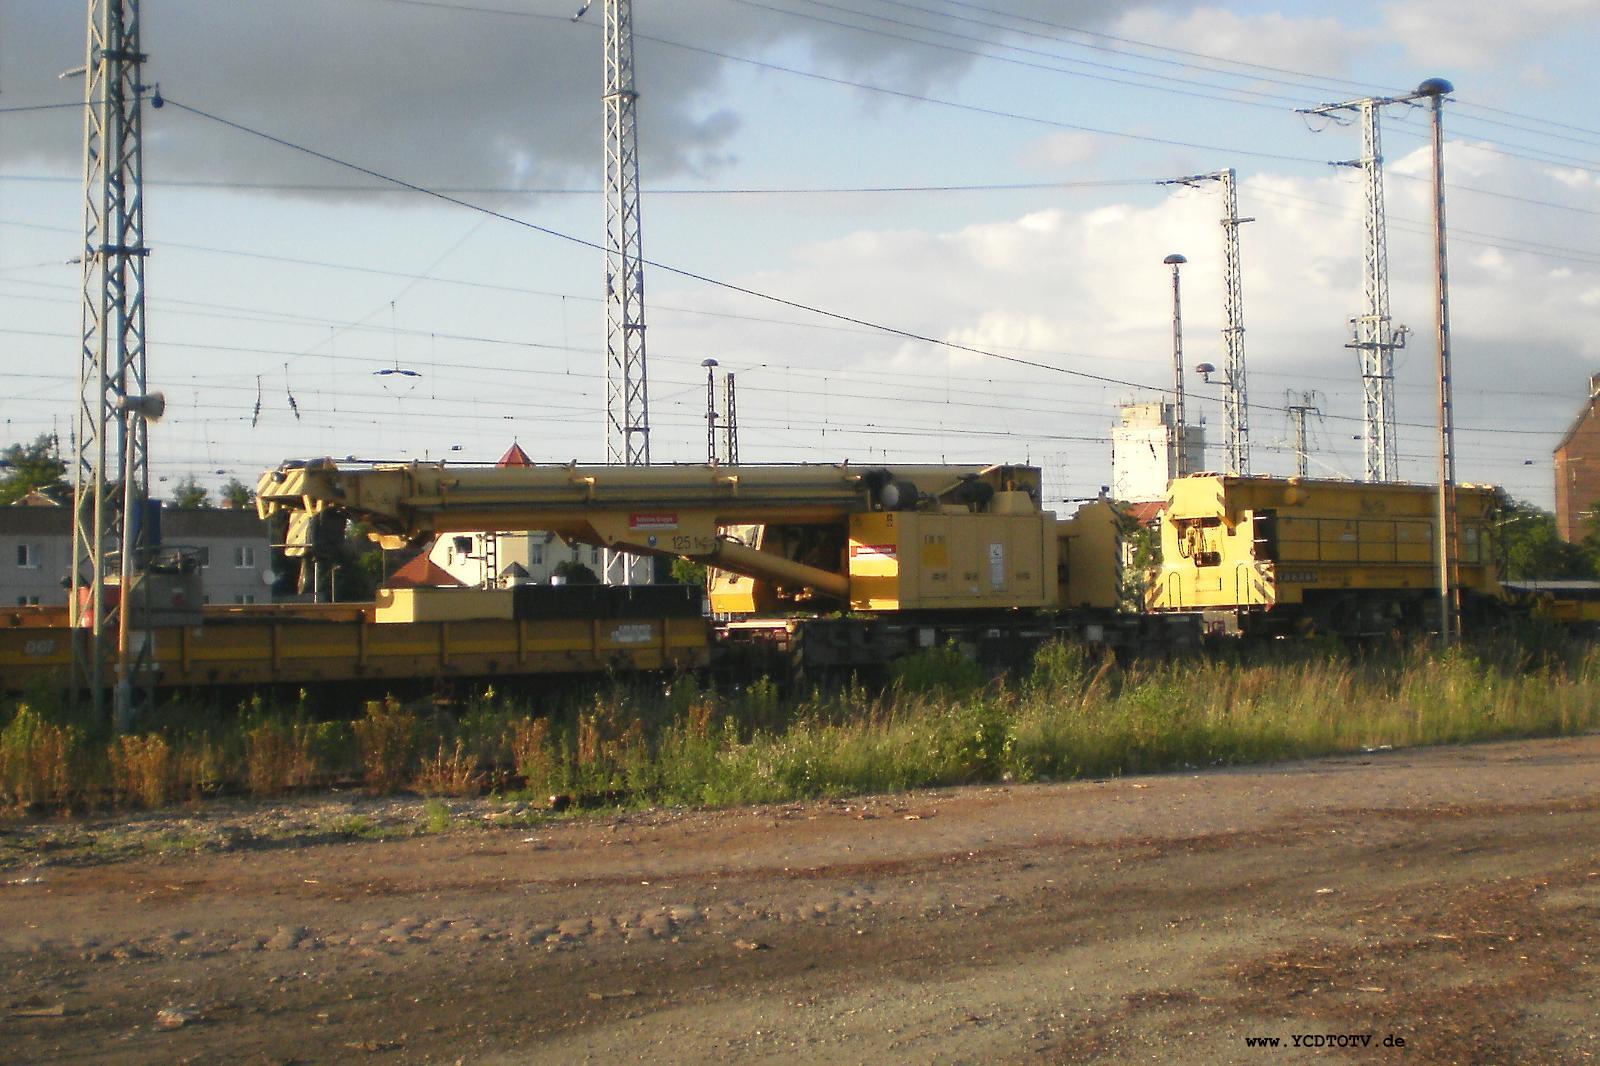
[1126,500,1168,526]
[496,442,533,468]
[385,550,463,588]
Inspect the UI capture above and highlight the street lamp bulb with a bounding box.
[1163,253,1187,266]
[1416,77,1453,96]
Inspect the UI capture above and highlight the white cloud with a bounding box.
[659,153,1600,490]
[0,0,1158,197]
[1020,131,1106,171]
[1382,0,1600,68]
[1112,7,1372,78]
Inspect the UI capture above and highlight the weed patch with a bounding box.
[6,636,1600,818]
[353,698,418,794]
[108,734,172,809]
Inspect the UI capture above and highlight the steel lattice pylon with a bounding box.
[1353,100,1403,483]
[1299,95,1408,483]
[1218,168,1250,476]
[1162,171,1252,475]
[603,0,649,468]
[70,0,151,723]
[1287,391,1319,478]
[723,372,739,467]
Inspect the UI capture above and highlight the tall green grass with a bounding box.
[3,637,1598,815]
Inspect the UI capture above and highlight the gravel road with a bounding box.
[3,734,1598,1064]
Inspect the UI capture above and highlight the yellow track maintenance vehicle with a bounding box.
[257,458,1148,678]
[1146,474,1504,637]
[1,459,1150,695]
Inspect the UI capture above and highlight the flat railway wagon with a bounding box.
[0,585,707,694]
[1146,473,1503,637]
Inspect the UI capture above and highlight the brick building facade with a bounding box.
[1554,373,1600,542]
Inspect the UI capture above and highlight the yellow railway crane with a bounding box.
[256,458,1127,675]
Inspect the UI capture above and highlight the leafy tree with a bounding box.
[219,477,255,509]
[330,521,385,601]
[169,475,211,509]
[553,559,600,584]
[0,435,69,505]
[1498,499,1595,581]
[1115,504,1162,610]
[669,557,708,586]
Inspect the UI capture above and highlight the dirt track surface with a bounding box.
[4,736,1600,1065]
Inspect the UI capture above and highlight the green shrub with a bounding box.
[1,704,79,811]
[108,733,171,808]
[510,716,559,794]
[416,739,485,796]
[422,798,452,834]
[890,644,986,696]
[244,717,319,796]
[352,698,418,794]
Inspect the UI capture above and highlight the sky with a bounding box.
[3,0,1600,510]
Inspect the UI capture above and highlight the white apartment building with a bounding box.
[1110,401,1207,503]
[429,530,605,588]
[1,504,275,607]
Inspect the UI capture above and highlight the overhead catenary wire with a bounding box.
[4,20,1588,499]
[156,96,1175,394]
[139,99,1600,441]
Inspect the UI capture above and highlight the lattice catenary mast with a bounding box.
[1299,96,1409,483]
[1163,170,1252,475]
[723,372,739,467]
[70,0,153,724]
[603,0,649,468]
[1218,168,1251,477]
[1287,391,1319,479]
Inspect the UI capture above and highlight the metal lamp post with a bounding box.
[1418,77,1458,643]
[1164,254,1189,478]
[702,358,720,464]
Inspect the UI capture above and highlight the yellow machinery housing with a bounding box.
[255,458,1137,678]
[1146,474,1503,635]
[257,459,1116,616]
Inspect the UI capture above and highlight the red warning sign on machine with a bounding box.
[629,512,679,530]
[850,544,897,559]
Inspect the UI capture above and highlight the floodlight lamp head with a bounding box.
[701,358,719,368]
[1416,77,1453,97]
[1163,253,1187,266]
[1195,362,1217,383]
[116,392,165,422]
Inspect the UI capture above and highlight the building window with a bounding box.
[233,545,256,568]
[15,595,39,607]
[531,544,544,566]
[233,594,256,605]
[589,547,600,566]
[16,544,38,569]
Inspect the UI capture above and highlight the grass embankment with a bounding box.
[3,637,1598,816]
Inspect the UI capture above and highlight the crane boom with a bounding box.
[258,459,1046,608]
